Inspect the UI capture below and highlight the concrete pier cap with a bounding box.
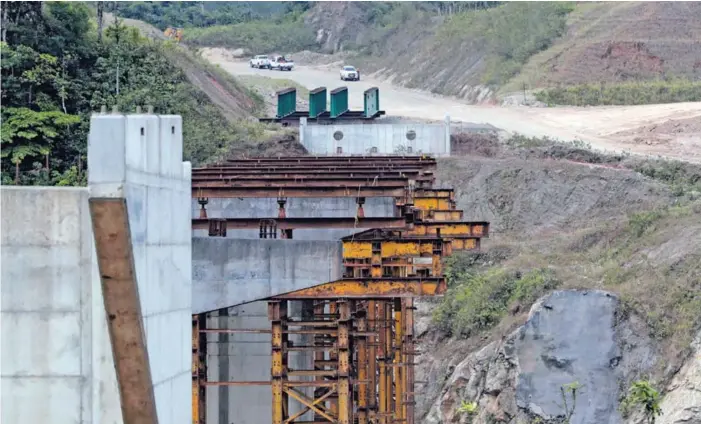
[87,112,193,423]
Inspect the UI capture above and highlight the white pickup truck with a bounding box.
[270,56,294,71]
[249,55,271,69]
[340,65,360,81]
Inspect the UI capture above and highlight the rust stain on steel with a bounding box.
[270,278,447,299]
[193,177,423,188]
[192,217,410,230]
[191,186,407,199]
[220,156,437,164]
[191,169,430,178]
[89,198,159,424]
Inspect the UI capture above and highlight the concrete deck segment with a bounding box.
[192,238,343,313]
[89,113,192,423]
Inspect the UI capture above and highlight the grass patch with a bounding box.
[536,79,701,106]
[436,2,574,86]
[238,75,310,98]
[184,19,317,53]
[434,253,560,337]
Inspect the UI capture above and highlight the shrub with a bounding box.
[436,2,575,86]
[627,210,664,237]
[536,80,701,106]
[433,265,560,337]
[184,20,317,53]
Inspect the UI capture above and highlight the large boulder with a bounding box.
[423,290,658,423]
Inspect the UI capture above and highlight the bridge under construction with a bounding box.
[1,113,489,424]
[190,155,489,424]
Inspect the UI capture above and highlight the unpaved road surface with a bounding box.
[203,49,701,163]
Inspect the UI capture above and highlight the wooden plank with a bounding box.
[89,198,159,424]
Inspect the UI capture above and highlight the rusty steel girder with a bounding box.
[192,185,409,199]
[269,278,447,299]
[191,169,433,178]
[220,156,437,165]
[189,154,491,424]
[192,216,412,231]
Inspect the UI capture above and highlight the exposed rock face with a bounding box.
[655,331,701,424]
[423,290,657,423]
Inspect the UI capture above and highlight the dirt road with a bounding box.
[203,48,701,163]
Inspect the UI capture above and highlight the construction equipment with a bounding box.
[164,26,184,42]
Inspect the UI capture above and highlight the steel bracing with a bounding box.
[190,155,490,424]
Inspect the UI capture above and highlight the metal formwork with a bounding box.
[277,88,297,118]
[330,87,349,119]
[309,87,327,119]
[261,87,385,123]
[364,87,380,119]
[191,155,490,424]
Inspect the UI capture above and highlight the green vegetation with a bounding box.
[559,382,582,424]
[632,158,701,197]
[433,254,560,337]
[1,2,264,186]
[436,2,574,85]
[457,400,479,423]
[184,20,317,53]
[620,380,663,423]
[107,1,287,30]
[536,80,701,106]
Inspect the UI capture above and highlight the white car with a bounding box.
[340,65,360,81]
[250,55,271,69]
[270,56,294,71]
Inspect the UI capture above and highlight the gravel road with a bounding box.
[203,49,701,163]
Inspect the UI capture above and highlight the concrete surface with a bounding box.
[192,238,343,313]
[1,187,123,424]
[192,196,396,240]
[88,113,193,423]
[205,302,314,424]
[0,113,193,424]
[299,117,451,156]
[514,290,656,424]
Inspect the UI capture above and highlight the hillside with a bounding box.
[181,1,701,104]
[105,12,259,122]
[0,3,300,187]
[420,134,701,422]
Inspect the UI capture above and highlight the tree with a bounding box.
[97,1,105,43]
[620,380,663,424]
[1,108,80,182]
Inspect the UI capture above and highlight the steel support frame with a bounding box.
[192,298,417,424]
[188,155,481,424]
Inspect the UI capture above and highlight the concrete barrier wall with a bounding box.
[88,113,192,423]
[192,238,343,313]
[300,118,451,156]
[1,187,123,424]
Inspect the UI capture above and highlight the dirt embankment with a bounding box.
[418,138,701,422]
[203,51,701,164]
[299,2,701,103]
[107,12,257,122]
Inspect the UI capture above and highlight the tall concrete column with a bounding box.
[218,308,230,424]
[299,117,307,151]
[444,114,451,156]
